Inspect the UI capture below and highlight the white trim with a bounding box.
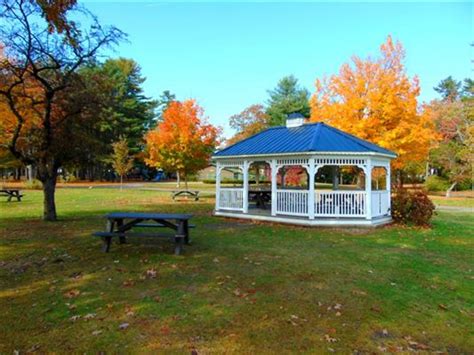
[271,159,277,216]
[213,151,396,160]
[308,158,315,220]
[243,160,249,213]
[214,211,392,227]
[365,158,372,220]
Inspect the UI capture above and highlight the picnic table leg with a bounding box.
[102,220,115,252]
[7,192,12,202]
[117,218,127,244]
[184,220,191,245]
[174,220,186,255]
[16,191,22,202]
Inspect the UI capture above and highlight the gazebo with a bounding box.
[212,114,396,226]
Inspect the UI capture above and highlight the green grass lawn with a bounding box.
[429,195,474,208]
[1,189,473,352]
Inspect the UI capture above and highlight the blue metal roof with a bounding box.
[214,122,396,157]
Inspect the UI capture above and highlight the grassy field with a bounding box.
[429,195,474,208]
[1,189,473,353]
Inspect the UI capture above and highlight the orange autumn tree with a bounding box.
[145,99,220,189]
[310,36,436,176]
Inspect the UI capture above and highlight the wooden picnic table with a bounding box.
[249,189,271,209]
[172,190,200,201]
[0,189,24,202]
[93,212,194,255]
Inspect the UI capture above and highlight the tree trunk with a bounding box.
[42,175,57,221]
[177,171,180,188]
[396,170,404,188]
[184,173,188,191]
[446,182,457,198]
[120,175,123,191]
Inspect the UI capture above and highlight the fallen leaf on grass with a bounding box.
[438,304,448,311]
[122,279,135,287]
[145,268,157,279]
[119,323,129,330]
[70,315,81,321]
[323,334,338,343]
[84,313,96,320]
[92,330,102,336]
[64,289,81,298]
[160,326,170,335]
[351,289,367,296]
[370,305,382,313]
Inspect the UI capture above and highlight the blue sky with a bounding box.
[82,1,472,136]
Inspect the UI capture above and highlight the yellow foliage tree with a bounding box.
[310,36,437,172]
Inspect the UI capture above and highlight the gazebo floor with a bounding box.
[215,205,392,227]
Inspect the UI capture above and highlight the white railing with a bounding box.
[218,188,244,211]
[314,191,366,217]
[371,190,390,217]
[276,190,309,216]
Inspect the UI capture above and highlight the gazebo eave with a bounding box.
[212,150,397,161]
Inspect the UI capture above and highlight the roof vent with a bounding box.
[286,112,306,128]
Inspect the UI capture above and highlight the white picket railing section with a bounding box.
[219,188,244,210]
[371,190,390,217]
[276,190,309,216]
[314,191,366,217]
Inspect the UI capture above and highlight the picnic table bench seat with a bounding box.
[134,223,196,229]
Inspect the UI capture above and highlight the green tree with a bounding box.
[266,75,310,126]
[155,90,176,124]
[228,104,270,144]
[98,58,157,154]
[111,137,134,190]
[428,77,473,196]
[434,76,462,101]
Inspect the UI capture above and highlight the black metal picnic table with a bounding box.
[93,212,194,255]
[0,189,23,202]
[172,190,200,201]
[249,189,271,209]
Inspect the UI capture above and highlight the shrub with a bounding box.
[457,178,473,191]
[202,179,216,184]
[391,187,435,226]
[424,175,450,192]
[23,179,42,190]
[59,173,77,183]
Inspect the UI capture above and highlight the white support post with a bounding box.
[243,160,249,213]
[387,163,391,215]
[271,159,277,216]
[332,166,339,190]
[215,163,221,211]
[308,158,315,220]
[365,158,372,220]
